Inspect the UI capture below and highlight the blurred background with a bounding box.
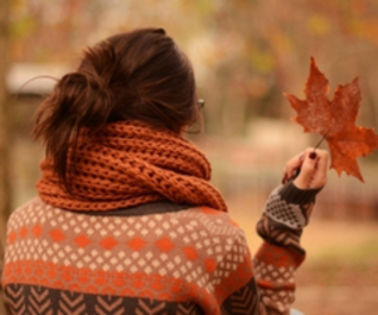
[1,0,377,314]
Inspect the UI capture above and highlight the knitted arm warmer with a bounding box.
[254,181,321,314]
[257,181,321,253]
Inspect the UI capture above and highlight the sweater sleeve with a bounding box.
[220,181,321,315]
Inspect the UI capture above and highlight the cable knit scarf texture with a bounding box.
[37,121,227,212]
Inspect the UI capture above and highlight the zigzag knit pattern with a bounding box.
[37,120,227,212]
[4,284,204,314]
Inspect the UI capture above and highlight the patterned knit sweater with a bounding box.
[1,182,319,314]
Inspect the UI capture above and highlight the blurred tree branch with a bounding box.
[0,0,11,311]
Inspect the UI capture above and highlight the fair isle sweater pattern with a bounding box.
[1,182,319,314]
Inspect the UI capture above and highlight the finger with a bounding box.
[316,150,329,174]
[310,149,329,185]
[284,153,305,179]
[293,150,319,188]
[299,151,318,177]
[285,146,319,179]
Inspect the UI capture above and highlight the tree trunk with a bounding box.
[0,0,11,312]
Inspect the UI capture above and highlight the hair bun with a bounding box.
[83,70,109,95]
[153,28,166,35]
[55,70,112,128]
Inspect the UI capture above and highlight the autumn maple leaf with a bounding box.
[284,57,378,182]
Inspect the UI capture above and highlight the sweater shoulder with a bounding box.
[6,197,44,231]
[6,200,249,261]
[176,206,251,268]
[175,206,247,239]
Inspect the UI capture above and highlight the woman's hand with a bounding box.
[282,148,329,189]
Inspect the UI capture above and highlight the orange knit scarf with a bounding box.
[37,121,227,212]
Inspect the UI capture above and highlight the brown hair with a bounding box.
[34,28,198,191]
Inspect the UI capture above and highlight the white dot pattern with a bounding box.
[4,197,249,294]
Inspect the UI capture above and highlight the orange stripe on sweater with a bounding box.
[255,241,305,267]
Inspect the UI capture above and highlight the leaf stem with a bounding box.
[313,126,332,151]
[313,135,326,150]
